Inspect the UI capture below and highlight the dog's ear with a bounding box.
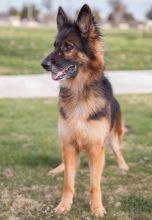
[57,6,68,31]
[76,4,94,36]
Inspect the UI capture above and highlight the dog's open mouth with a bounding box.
[51,64,77,80]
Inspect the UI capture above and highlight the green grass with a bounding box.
[103,29,152,70]
[0,95,152,219]
[0,27,55,75]
[0,27,152,75]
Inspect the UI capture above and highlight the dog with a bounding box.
[41,4,129,217]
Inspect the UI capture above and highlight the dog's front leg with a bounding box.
[87,145,106,217]
[54,145,79,214]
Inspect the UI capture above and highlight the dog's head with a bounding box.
[41,4,103,81]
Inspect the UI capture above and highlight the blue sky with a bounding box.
[1,0,152,20]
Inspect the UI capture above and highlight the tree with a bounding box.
[123,12,135,22]
[20,4,39,21]
[42,0,52,23]
[146,7,152,20]
[8,7,19,16]
[108,0,135,26]
[108,0,125,26]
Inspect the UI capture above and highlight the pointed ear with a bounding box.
[57,6,68,31]
[76,4,94,35]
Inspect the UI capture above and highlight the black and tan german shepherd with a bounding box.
[41,4,129,217]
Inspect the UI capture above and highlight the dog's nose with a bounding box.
[41,59,51,70]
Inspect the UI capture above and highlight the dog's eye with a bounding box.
[63,43,74,52]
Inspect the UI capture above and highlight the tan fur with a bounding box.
[47,6,129,217]
[87,146,106,216]
[110,118,129,171]
[47,163,64,175]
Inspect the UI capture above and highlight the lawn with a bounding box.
[0,94,152,220]
[0,27,152,75]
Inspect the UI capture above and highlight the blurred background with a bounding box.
[1,0,152,27]
[0,0,152,75]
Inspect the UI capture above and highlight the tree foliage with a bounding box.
[20,4,39,20]
[108,0,134,25]
[146,7,152,20]
[8,7,19,16]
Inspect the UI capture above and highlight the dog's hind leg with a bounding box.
[110,133,129,171]
[47,156,80,176]
[110,117,129,171]
[47,163,64,176]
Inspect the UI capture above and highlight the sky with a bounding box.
[0,0,152,20]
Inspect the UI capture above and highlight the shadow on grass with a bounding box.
[19,153,61,168]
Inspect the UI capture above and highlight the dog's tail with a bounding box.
[47,163,64,176]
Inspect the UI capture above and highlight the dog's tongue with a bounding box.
[52,71,64,80]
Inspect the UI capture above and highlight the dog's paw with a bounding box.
[54,202,71,214]
[91,204,106,217]
[119,163,129,171]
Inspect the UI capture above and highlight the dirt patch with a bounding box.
[10,195,41,219]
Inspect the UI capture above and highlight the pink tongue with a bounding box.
[52,71,64,80]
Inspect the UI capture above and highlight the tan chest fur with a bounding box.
[58,116,109,149]
[58,96,110,149]
[58,73,110,149]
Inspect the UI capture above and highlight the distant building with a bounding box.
[146,20,152,29]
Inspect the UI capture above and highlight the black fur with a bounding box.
[88,106,108,120]
[59,107,66,119]
[59,86,72,99]
[110,98,121,129]
[56,22,95,59]
[87,76,121,129]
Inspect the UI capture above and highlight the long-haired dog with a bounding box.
[41,4,129,217]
